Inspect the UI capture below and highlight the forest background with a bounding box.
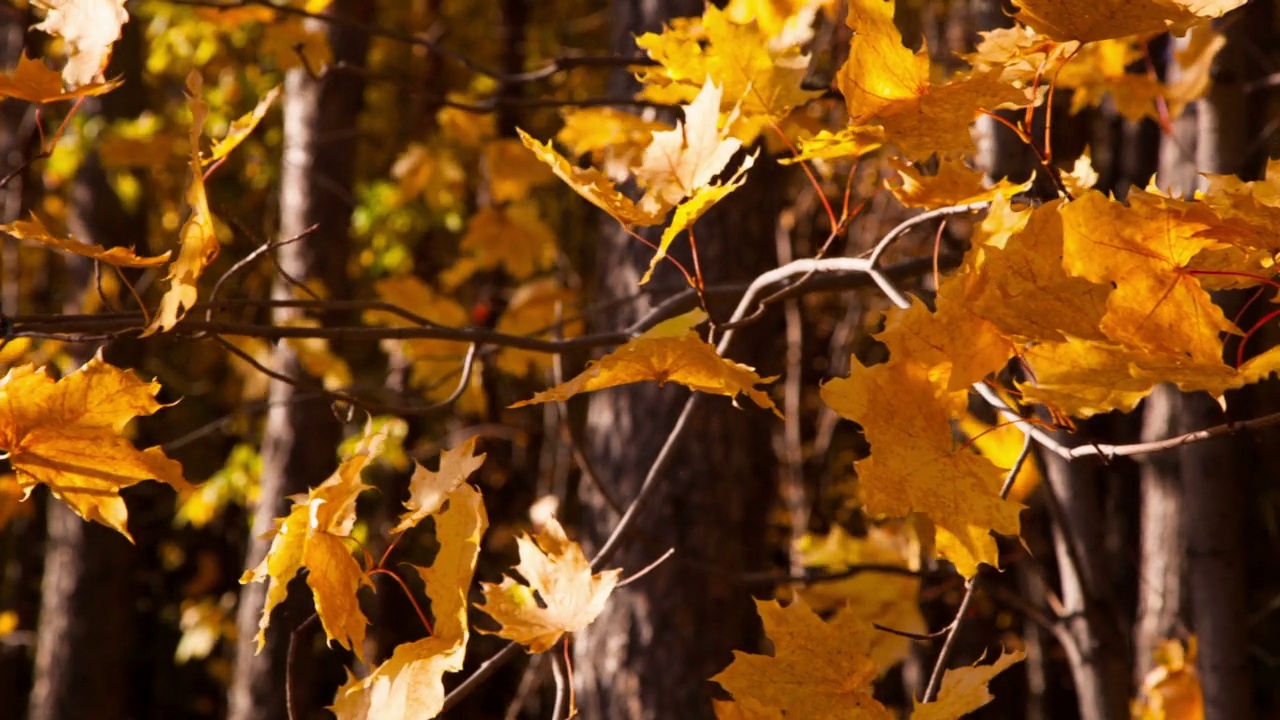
[1,0,1279,719]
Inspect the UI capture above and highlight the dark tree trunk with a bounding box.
[26,20,150,720]
[572,3,781,718]
[226,3,370,719]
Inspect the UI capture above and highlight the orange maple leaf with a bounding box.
[0,354,188,539]
[1011,0,1245,43]
[0,53,120,103]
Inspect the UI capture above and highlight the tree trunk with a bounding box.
[226,4,370,719]
[1177,6,1272,718]
[572,2,780,718]
[26,20,149,720]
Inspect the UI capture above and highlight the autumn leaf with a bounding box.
[391,436,485,534]
[33,0,129,88]
[1,213,170,267]
[519,129,667,227]
[836,0,1026,158]
[1059,190,1237,364]
[241,422,387,659]
[1011,0,1245,43]
[794,525,925,673]
[711,597,894,720]
[646,152,755,284]
[0,353,188,540]
[890,156,1032,209]
[635,80,745,214]
[459,203,557,280]
[205,84,281,165]
[821,356,1022,576]
[332,475,488,719]
[510,309,782,416]
[476,516,620,653]
[958,412,1043,503]
[912,650,1026,719]
[556,107,671,181]
[484,137,557,203]
[635,6,821,140]
[143,71,221,336]
[0,474,32,532]
[1133,638,1204,720]
[0,53,120,103]
[782,126,885,164]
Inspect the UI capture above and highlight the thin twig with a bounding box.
[618,547,676,587]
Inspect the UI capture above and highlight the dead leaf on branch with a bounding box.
[0,53,120,103]
[33,0,129,88]
[0,353,189,540]
[510,309,782,417]
[476,516,621,653]
[1,213,170,267]
[711,597,893,720]
[241,422,388,659]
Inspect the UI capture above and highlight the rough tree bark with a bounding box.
[26,21,149,720]
[571,2,780,718]
[226,3,370,719]
[1177,4,1273,717]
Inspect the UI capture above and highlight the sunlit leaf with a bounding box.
[1,213,169,267]
[0,53,120,102]
[33,0,129,88]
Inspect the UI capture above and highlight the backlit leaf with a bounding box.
[0,53,120,102]
[911,650,1026,719]
[1011,0,1246,43]
[476,516,621,653]
[0,354,189,540]
[391,437,485,534]
[33,0,129,88]
[711,597,893,719]
[2,213,170,267]
[510,309,781,416]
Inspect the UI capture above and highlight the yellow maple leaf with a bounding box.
[965,197,1110,343]
[556,107,671,182]
[783,126,885,164]
[891,156,1032,209]
[484,138,556,204]
[241,422,386,659]
[518,129,667,227]
[1053,39,1164,121]
[635,6,821,141]
[0,354,189,539]
[205,84,281,166]
[645,153,755,284]
[837,0,1026,159]
[332,478,487,719]
[875,283,1013,393]
[493,279,582,378]
[1133,637,1204,720]
[510,309,781,416]
[1011,0,1245,43]
[391,437,485,534]
[0,53,120,103]
[1,213,169,267]
[33,0,128,88]
[711,597,893,720]
[962,25,1075,90]
[911,650,1026,719]
[794,525,925,673]
[1198,157,1280,253]
[476,516,621,653]
[821,357,1022,576]
[635,80,746,214]
[1060,190,1237,365]
[459,203,556,280]
[143,71,221,336]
